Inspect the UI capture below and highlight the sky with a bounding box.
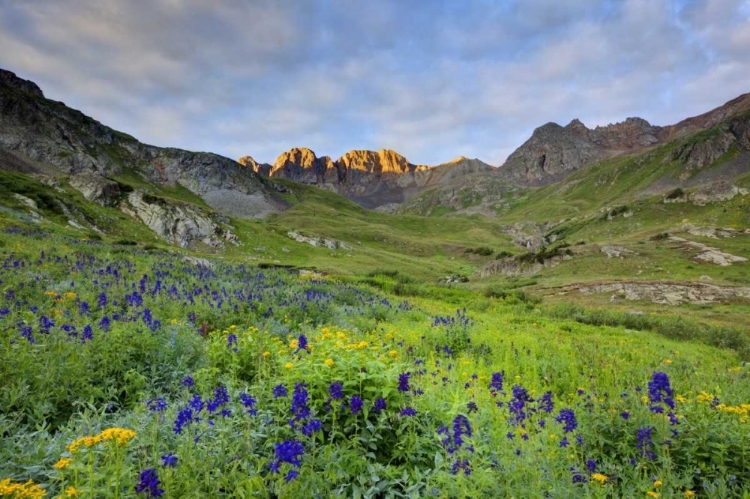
[1,0,749,166]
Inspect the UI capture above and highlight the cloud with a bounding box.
[1,0,748,166]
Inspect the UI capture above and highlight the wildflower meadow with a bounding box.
[0,228,748,498]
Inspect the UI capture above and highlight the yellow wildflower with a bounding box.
[0,478,46,499]
[289,339,298,350]
[653,480,663,487]
[697,392,714,403]
[66,436,98,453]
[676,394,686,403]
[284,362,294,369]
[54,457,72,470]
[263,351,271,357]
[64,486,81,497]
[591,473,608,484]
[647,492,659,498]
[98,428,136,445]
[63,292,77,300]
[324,358,334,367]
[684,491,695,498]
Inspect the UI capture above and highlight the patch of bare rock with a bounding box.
[668,236,747,266]
[554,281,750,305]
[287,230,351,250]
[600,245,635,258]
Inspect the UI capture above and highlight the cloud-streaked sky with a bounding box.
[2,0,749,166]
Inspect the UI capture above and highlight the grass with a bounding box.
[0,229,748,497]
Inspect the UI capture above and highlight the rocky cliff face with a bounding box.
[499,122,608,185]
[0,68,283,219]
[121,190,239,248]
[270,147,337,188]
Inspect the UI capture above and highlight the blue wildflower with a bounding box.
[539,391,554,413]
[400,407,417,417]
[648,372,675,409]
[272,439,305,470]
[297,334,309,352]
[302,419,322,436]
[350,395,363,415]
[135,468,163,498]
[637,426,655,460]
[556,408,577,433]
[240,393,257,415]
[284,469,299,482]
[398,372,411,392]
[181,376,195,388]
[161,453,178,468]
[329,381,344,400]
[173,407,194,435]
[273,384,288,398]
[82,324,93,342]
[292,383,310,420]
[147,397,167,413]
[373,397,387,414]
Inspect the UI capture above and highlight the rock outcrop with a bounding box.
[121,190,239,248]
[476,253,572,277]
[669,236,747,266]
[665,182,749,206]
[68,173,122,206]
[287,230,351,250]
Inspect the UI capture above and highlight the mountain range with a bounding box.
[1,66,749,237]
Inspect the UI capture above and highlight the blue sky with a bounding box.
[1,0,749,166]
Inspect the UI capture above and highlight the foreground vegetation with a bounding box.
[1,228,748,498]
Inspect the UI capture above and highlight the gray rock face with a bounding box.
[498,122,608,186]
[121,190,239,248]
[68,173,122,206]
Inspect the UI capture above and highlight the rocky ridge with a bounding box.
[256,148,491,208]
[496,93,750,187]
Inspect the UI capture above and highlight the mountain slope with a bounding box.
[0,68,284,219]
